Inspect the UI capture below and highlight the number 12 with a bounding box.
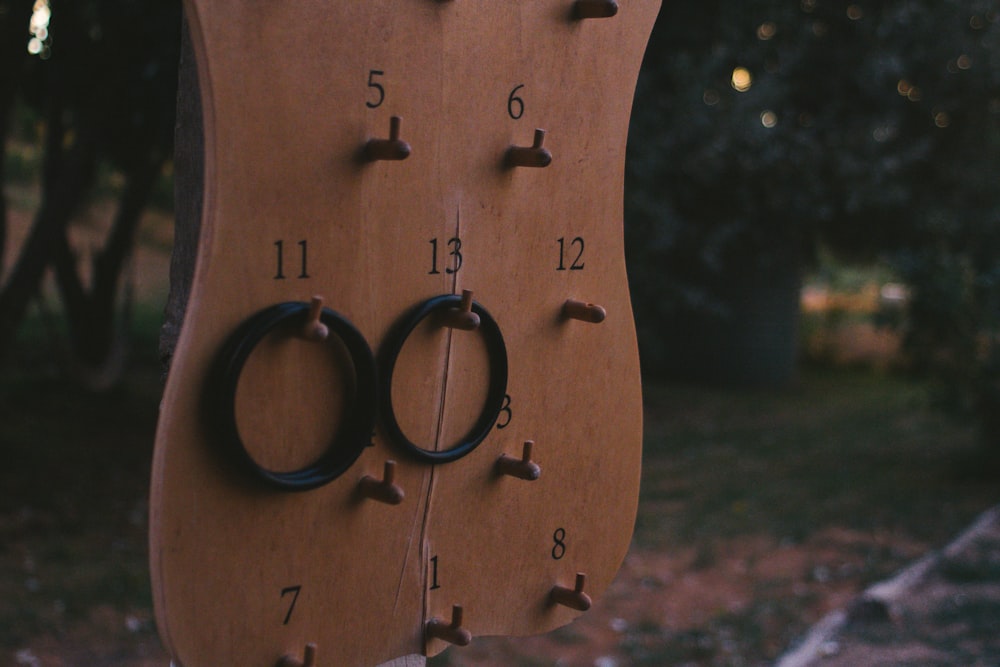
[557,237,585,271]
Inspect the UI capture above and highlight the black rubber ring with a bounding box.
[378,294,508,464]
[206,301,376,492]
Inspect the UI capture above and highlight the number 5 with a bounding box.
[366,69,385,109]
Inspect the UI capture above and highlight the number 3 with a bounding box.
[496,394,512,429]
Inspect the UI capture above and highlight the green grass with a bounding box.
[637,370,992,551]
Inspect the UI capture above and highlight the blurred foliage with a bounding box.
[628,0,999,308]
[627,0,1000,441]
[0,0,179,386]
[18,0,180,169]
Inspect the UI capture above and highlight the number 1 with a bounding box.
[429,555,441,590]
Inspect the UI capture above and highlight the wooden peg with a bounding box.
[550,573,592,612]
[426,604,472,646]
[497,440,541,481]
[301,296,330,341]
[562,299,606,323]
[573,0,619,20]
[364,116,411,162]
[505,129,552,168]
[440,289,480,330]
[358,460,405,505]
[277,643,317,667]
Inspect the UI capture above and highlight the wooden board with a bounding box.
[150,2,660,666]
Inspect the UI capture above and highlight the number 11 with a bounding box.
[274,240,310,280]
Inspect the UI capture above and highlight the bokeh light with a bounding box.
[757,22,777,40]
[28,0,51,59]
[731,67,753,92]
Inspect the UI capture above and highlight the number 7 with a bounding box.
[281,585,302,625]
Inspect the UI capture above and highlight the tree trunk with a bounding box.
[50,151,163,389]
[657,259,803,388]
[0,92,98,360]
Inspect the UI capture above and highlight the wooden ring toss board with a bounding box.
[150,2,660,665]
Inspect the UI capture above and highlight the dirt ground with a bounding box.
[435,528,928,666]
[6,518,988,667]
[2,530,927,667]
[778,506,1000,667]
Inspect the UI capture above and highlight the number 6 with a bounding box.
[507,84,525,120]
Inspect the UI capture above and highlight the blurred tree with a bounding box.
[627,0,1000,394]
[0,0,180,388]
[0,1,35,271]
[886,0,1000,455]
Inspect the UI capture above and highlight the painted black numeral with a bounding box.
[366,69,385,109]
[496,394,512,430]
[274,240,309,279]
[280,585,301,625]
[508,84,525,120]
[552,528,567,560]
[556,237,585,271]
[429,555,442,590]
[429,237,463,275]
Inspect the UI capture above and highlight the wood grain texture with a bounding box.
[151,2,659,666]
